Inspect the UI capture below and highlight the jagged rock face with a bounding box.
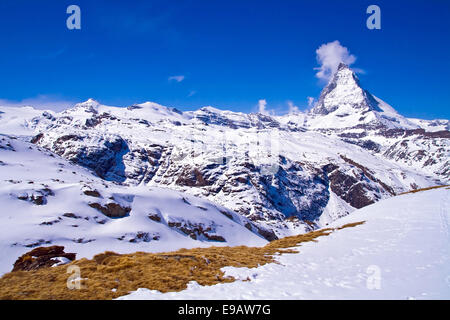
[381,130,450,178]
[323,156,395,209]
[166,156,331,224]
[36,132,129,182]
[334,127,450,182]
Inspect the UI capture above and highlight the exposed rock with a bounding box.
[176,168,211,187]
[148,213,162,222]
[83,189,101,198]
[12,246,76,272]
[62,213,82,219]
[168,220,226,242]
[327,169,374,209]
[255,226,278,241]
[88,202,131,218]
[16,188,54,206]
[30,133,44,144]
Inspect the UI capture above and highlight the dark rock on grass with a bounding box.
[88,202,131,218]
[12,245,76,272]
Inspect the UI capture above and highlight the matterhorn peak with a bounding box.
[333,63,361,87]
[310,62,380,117]
[305,63,420,130]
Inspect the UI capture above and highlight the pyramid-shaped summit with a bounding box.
[311,63,382,116]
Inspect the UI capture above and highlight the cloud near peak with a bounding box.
[314,40,356,81]
[258,99,268,115]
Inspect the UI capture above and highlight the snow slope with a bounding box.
[0,135,267,275]
[118,186,450,300]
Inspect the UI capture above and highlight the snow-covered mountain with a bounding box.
[307,63,419,130]
[0,64,448,271]
[304,64,449,181]
[0,135,269,275]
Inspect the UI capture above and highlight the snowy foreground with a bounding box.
[118,187,450,300]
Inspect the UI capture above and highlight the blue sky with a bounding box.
[0,0,449,119]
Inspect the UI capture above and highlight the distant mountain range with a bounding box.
[0,63,448,273]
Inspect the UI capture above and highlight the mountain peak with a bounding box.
[337,62,350,71]
[310,64,377,116]
[68,98,100,114]
[306,64,420,130]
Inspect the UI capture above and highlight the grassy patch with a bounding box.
[0,221,364,300]
[398,185,449,195]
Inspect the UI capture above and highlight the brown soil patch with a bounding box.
[0,221,364,300]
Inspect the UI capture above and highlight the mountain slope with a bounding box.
[4,101,438,236]
[118,186,450,300]
[0,64,448,239]
[0,135,269,275]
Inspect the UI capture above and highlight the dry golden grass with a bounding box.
[0,221,364,300]
[398,185,449,195]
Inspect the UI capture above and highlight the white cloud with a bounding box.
[168,75,185,83]
[314,40,356,81]
[307,97,316,108]
[187,90,196,97]
[258,99,268,115]
[0,95,76,112]
[287,101,299,114]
